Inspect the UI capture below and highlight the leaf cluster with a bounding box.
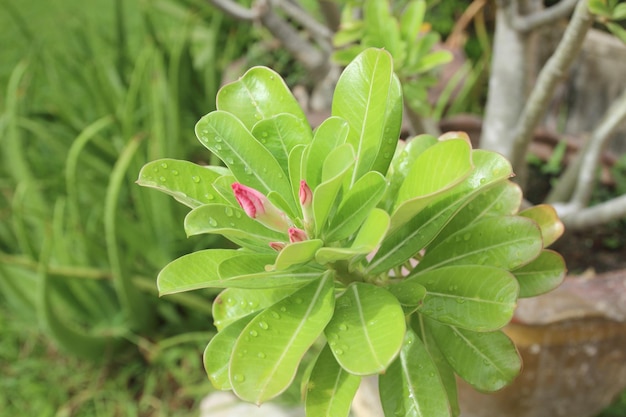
[138,48,565,416]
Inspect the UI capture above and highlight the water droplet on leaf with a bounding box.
[259,321,269,330]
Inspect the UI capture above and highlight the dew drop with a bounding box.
[280,306,287,313]
[249,330,258,337]
[160,162,168,169]
[327,332,338,341]
[214,144,222,151]
[456,298,465,304]
[248,300,258,308]
[338,324,348,331]
[206,194,215,201]
[225,157,235,165]
[225,207,234,217]
[271,311,281,319]
[233,374,245,382]
[479,177,486,184]
[294,297,303,304]
[208,217,218,227]
[335,348,344,355]
[254,113,262,120]
[463,233,471,241]
[261,132,268,138]
[257,352,266,359]
[259,321,269,330]
[152,167,159,173]
[192,176,201,183]
[215,136,223,142]
[159,176,166,182]
[226,297,235,305]
[171,170,179,176]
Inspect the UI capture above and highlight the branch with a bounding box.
[569,88,626,207]
[276,0,334,42]
[208,0,262,21]
[512,0,579,33]
[560,194,626,230]
[509,0,593,183]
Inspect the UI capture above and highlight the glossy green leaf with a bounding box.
[157,249,241,295]
[325,282,405,375]
[413,315,460,416]
[396,138,473,206]
[332,48,399,184]
[230,274,335,403]
[325,171,387,242]
[213,287,297,331]
[184,204,286,250]
[513,250,566,298]
[216,66,306,130]
[272,239,324,270]
[204,314,256,390]
[288,144,307,213]
[305,117,350,189]
[388,280,426,308]
[305,344,361,417]
[413,216,543,274]
[371,74,402,175]
[519,204,564,247]
[211,174,239,206]
[316,208,390,264]
[426,319,522,392]
[195,111,293,204]
[429,181,522,248]
[137,158,229,208]
[391,148,510,230]
[251,113,313,176]
[313,144,355,236]
[408,266,519,331]
[218,253,323,289]
[379,329,452,417]
[382,134,438,211]
[368,151,514,275]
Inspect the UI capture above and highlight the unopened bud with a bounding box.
[231,182,290,232]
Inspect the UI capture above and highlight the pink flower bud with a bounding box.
[231,183,290,232]
[269,241,286,252]
[288,227,308,243]
[299,180,312,206]
[299,180,315,235]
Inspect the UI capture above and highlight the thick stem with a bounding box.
[512,0,579,32]
[560,194,626,230]
[509,0,592,185]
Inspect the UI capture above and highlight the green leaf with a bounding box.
[230,274,335,403]
[316,208,390,264]
[251,113,313,176]
[379,328,452,417]
[305,117,350,189]
[518,204,564,247]
[137,159,229,208]
[588,0,612,18]
[184,204,286,250]
[332,48,400,184]
[413,315,460,416]
[513,250,566,298]
[613,3,626,20]
[426,319,521,392]
[216,66,307,130]
[218,254,323,289]
[213,287,297,331]
[396,138,473,206]
[313,144,355,236]
[333,21,365,48]
[413,216,543,273]
[363,0,404,63]
[304,344,361,417]
[204,314,256,390]
[408,266,519,331]
[325,171,387,242]
[371,74,402,176]
[157,249,241,295]
[288,144,307,211]
[400,0,426,46]
[368,151,514,275]
[413,50,454,73]
[325,282,405,375]
[429,181,522,248]
[387,280,426,308]
[272,239,324,270]
[195,111,293,205]
[606,22,626,43]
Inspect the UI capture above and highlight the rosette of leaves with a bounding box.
[137,48,565,416]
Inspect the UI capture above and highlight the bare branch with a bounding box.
[560,194,626,230]
[208,0,262,21]
[509,0,593,183]
[276,0,334,42]
[568,88,626,207]
[512,0,579,33]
